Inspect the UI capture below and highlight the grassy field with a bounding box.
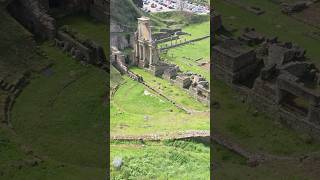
[111,75,209,136]
[213,142,320,180]
[215,0,320,64]
[56,14,108,51]
[110,140,210,179]
[110,0,143,29]
[0,7,105,179]
[131,67,208,111]
[212,0,320,155]
[111,66,123,89]
[110,9,210,179]
[158,21,210,47]
[157,20,210,80]
[163,38,210,80]
[213,79,320,156]
[3,13,109,179]
[184,21,210,38]
[212,0,320,178]
[8,42,107,179]
[152,11,209,29]
[0,8,50,83]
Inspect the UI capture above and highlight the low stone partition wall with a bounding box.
[279,108,320,138]
[160,35,210,51]
[141,81,191,113]
[0,93,9,124]
[55,26,106,67]
[222,0,265,16]
[156,36,180,44]
[127,71,143,82]
[212,132,255,160]
[111,130,209,141]
[0,75,27,94]
[228,81,320,141]
[56,31,91,61]
[126,70,191,113]
[0,75,28,126]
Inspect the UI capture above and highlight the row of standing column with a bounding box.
[136,42,153,66]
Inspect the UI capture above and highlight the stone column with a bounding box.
[135,43,139,57]
[139,43,143,60]
[149,45,153,66]
[142,44,145,62]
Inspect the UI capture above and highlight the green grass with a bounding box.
[213,79,320,156]
[163,38,210,80]
[215,0,320,65]
[10,42,107,179]
[157,21,210,80]
[110,140,210,179]
[110,0,143,29]
[213,143,320,180]
[0,8,103,179]
[212,0,320,156]
[110,76,209,136]
[0,8,49,83]
[158,21,210,47]
[212,1,320,178]
[130,67,208,111]
[110,19,210,136]
[57,14,108,51]
[184,21,210,38]
[152,11,209,29]
[111,66,123,89]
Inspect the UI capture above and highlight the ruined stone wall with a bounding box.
[247,78,320,140]
[160,35,210,51]
[0,75,26,94]
[278,75,320,105]
[233,51,256,71]
[189,86,210,105]
[308,106,320,125]
[212,48,233,72]
[149,64,172,77]
[175,77,192,89]
[90,0,108,22]
[279,108,320,137]
[110,33,133,50]
[252,78,278,103]
[7,0,56,39]
[247,91,279,118]
[212,13,222,32]
[56,31,91,60]
[213,59,260,86]
[55,29,106,66]
[213,65,234,85]
[212,45,256,71]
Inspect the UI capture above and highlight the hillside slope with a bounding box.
[110,0,142,29]
[0,4,108,179]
